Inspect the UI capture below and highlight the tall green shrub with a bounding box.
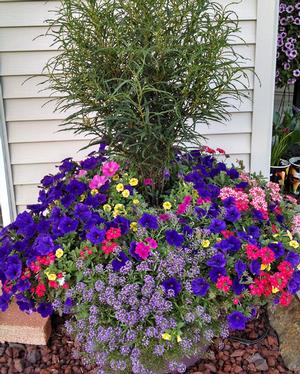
[45,0,248,196]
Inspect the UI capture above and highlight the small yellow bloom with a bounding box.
[55,248,64,258]
[47,273,57,281]
[122,189,130,198]
[113,211,119,218]
[112,174,120,181]
[91,189,98,196]
[272,287,279,294]
[163,201,172,210]
[124,173,128,177]
[176,335,182,343]
[161,333,172,341]
[103,204,112,212]
[273,234,279,238]
[116,183,124,192]
[289,240,299,249]
[114,204,125,211]
[129,178,138,186]
[192,190,198,198]
[297,264,300,271]
[261,263,271,271]
[130,222,138,232]
[201,240,210,248]
[79,194,86,202]
[133,199,140,205]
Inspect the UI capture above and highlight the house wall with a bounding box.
[0,0,278,215]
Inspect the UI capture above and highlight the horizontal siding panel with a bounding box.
[2,71,254,99]
[15,184,40,205]
[205,133,251,154]
[0,21,256,52]
[0,44,254,76]
[0,1,60,27]
[0,0,255,28]
[4,98,74,121]
[198,112,252,135]
[13,163,58,185]
[10,140,98,164]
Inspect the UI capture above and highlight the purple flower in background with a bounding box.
[81,156,99,170]
[5,255,22,281]
[33,234,55,256]
[208,219,226,233]
[66,179,87,196]
[209,267,227,283]
[232,277,245,295]
[37,302,53,318]
[191,277,210,296]
[86,226,106,244]
[165,229,185,247]
[138,213,159,230]
[58,216,78,234]
[206,253,226,268]
[224,206,241,223]
[0,294,10,312]
[227,311,248,330]
[250,259,261,276]
[112,252,129,271]
[112,216,131,235]
[286,251,300,267]
[235,260,247,279]
[162,277,182,297]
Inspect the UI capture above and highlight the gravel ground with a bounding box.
[0,311,294,374]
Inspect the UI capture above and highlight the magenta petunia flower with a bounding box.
[102,161,120,177]
[89,174,107,189]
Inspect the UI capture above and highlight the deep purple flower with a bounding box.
[227,311,248,330]
[59,158,75,173]
[80,156,99,170]
[224,206,241,223]
[208,219,226,233]
[206,253,226,268]
[37,302,53,318]
[110,216,130,235]
[74,203,92,222]
[0,293,10,312]
[16,295,34,312]
[58,216,78,234]
[235,260,247,279]
[252,209,264,221]
[138,213,159,230]
[286,251,300,267]
[165,230,185,247]
[227,168,239,179]
[112,252,129,271]
[5,255,22,281]
[64,298,74,314]
[182,225,193,237]
[191,277,210,297]
[86,226,106,244]
[40,175,55,187]
[15,211,34,228]
[247,226,260,239]
[232,277,245,295]
[61,194,76,208]
[236,181,248,189]
[215,236,241,253]
[33,234,55,256]
[209,267,227,283]
[269,242,285,259]
[66,179,87,196]
[15,279,31,292]
[288,279,300,294]
[129,242,142,261]
[250,259,261,276]
[223,197,236,208]
[162,278,182,297]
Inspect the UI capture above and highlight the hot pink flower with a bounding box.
[216,276,232,293]
[245,244,260,260]
[135,242,151,260]
[102,161,120,177]
[89,175,107,189]
[279,291,292,306]
[145,238,158,249]
[259,247,275,265]
[106,227,122,240]
[76,169,87,178]
[144,178,153,186]
[159,214,170,221]
[196,197,211,205]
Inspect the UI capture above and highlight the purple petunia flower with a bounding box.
[209,267,227,283]
[249,259,261,276]
[5,255,22,281]
[74,203,92,222]
[191,277,210,297]
[224,206,241,223]
[232,277,245,295]
[286,251,300,267]
[227,311,248,330]
[58,216,78,234]
[33,234,55,256]
[111,216,131,235]
[162,277,182,297]
[112,252,129,271]
[37,302,53,318]
[206,253,226,268]
[138,213,159,230]
[235,260,247,279]
[66,179,87,196]
[208,219,226,233]
[165,229,185,247]
[86,226,106,244]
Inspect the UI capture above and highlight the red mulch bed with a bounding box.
[0,310,294,374]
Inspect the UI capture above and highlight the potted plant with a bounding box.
[270,107,300,187]
[1,1,300,373]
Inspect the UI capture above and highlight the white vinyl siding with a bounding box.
[0,0,277,214]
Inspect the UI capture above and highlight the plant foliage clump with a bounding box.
[45,0,248,196]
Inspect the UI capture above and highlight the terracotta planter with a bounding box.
[270,159,290,188]
[288,157,300,195]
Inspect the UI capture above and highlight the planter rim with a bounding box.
[289,156,300,166]
[270,159,290,168]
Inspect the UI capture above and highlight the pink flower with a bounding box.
[102,161,120,177]
[176,195,193,214]
[106,227,122,240]
[145,238,158,249]
[292,215,300,234]
[76,169,87,178]
[144,178,153,186]
[216,276,232,293]
[159,214,170,221]
[135,242,151,260]
[89,175,107,189]
[196,197,211,205]
[259,247,275,265]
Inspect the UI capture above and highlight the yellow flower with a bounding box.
[192,190,198,198]
[161,333,172,341]
[130,222,138,232]
[47,273,57,281]
[103,204,112,212]
[176,335,182,343]
[124,173,128,176]
[113,211,119,218]
[272,287,279,294]
[297,264,300,271]
[201,240,210,248]
[79,194,86,202]
[112,174,120,181]
[129,178,138,186]
[122,189,130,198]
[91,189,98,196]
[163,201,172,210]
[116,183,124,192]
[133,199,140,205]
[114,204,125,211]
[289,240,299,249]
[55,248,64,258]
[261,263,271,271]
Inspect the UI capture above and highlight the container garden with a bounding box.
[270,159,290,187]
[288,156,300,195]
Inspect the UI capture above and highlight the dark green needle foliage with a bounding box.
[45,0,248,195]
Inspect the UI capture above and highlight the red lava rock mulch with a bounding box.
[0,310,295,373]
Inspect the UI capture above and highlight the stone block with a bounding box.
[0,302,51,345]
